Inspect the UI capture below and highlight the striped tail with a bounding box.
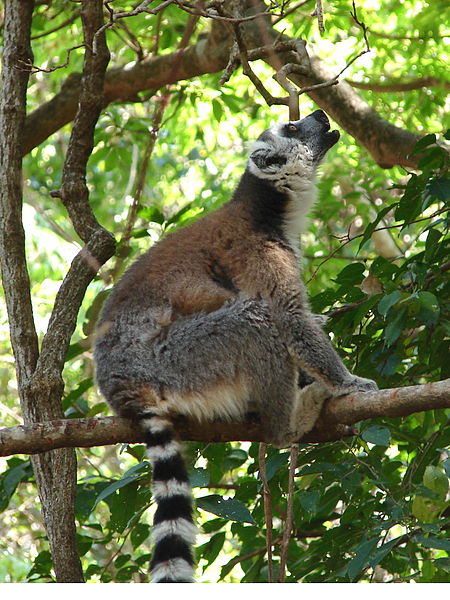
[138,411,197,583]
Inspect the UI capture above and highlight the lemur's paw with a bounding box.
[335,376,378,397]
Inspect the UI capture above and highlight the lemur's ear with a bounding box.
[249,148,287,173]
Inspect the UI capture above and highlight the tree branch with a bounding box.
[262,49,420,169]
[1,380,449,457]
[0,0,85,583]
[0,0,39,394]
[346,76,450,93]
[15,1,114,583]
[21,5,422,168]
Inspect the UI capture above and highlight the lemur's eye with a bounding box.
[288,123,297,131]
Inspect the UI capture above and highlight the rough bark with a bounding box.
[0,0,39,388]
[0,0,115,583]
[28,1,114,582]
[0,0,83,583]
[1,379,449,456]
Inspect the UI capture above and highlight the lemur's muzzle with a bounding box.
[291,110,340,160]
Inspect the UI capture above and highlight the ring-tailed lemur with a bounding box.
[94,110,378,583]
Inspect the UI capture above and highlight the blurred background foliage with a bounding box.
[0,0,449,583]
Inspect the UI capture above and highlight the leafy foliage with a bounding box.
[0,0,449,584]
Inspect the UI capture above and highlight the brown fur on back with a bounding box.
[102,198,302,322]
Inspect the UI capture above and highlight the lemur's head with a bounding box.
[248,110,339,184]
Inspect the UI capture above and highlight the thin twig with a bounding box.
[351,0,370,51]
[40,0,115,377]
[93,0,177,53]
[230,16,290,109]
[306,207,448,283]
[110,94,170,281]
[315,0,325,34]
[221,0,371,120]
[278,445,298,582]
[346,76,450,93]
[175,0,272,23]
[111,21,146,60]
[109,11,199,280]
[272,0,314,25]
[258,443,274,582]
[16,44,85,74]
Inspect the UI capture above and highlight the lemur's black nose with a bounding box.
[311,110,330,127]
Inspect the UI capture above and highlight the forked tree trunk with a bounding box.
[0,0,83,582]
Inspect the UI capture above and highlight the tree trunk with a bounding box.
[0,0,83,582]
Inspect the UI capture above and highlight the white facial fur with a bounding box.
[248,123,316,180]
[248,123,318,245]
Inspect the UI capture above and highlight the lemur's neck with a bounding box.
[231,168,316,254]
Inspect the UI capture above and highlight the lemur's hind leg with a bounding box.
[289,381,332,444]
[256,377,332,448]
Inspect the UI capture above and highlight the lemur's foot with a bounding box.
[334,375,378,397]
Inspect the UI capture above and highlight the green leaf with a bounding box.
[220,93,241,113]
[410,133,437,155]
[426,178,450,203]
[3,462,29,497]
[116,566,139,581]
[417,291,440,312]
[198,531,226,568]
[443,458,450,478]
[434,558,450,573]
[76,534,93,557]
[212,99,224,122]
[358,203,397,252]
[114,554,131,569]
[190,467,210,488]
[297,462,346,476]
[264,451,290,481]
[64,377,93,404]
[368,536,402,567]
[424,228,442,261]
[0,460,32,511]
[416,291,440,325]
[130,523,150,550]
[371,256,399,279]
[27,550,53,580]
[75,485,99,520]
[423,465,449,497]
[378,290,401,317]
[93,476,137,507]
[299,490,320,514]
[415,534,450,552]
[223,448,248,472]
[334,263,366,285]
[361,425,391,447]
[384,306,407,346]
[65,342,85,362]
[137,206,166,225]
[108,481,139,532]
[346,537,379,581]
[196,494,256,525]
